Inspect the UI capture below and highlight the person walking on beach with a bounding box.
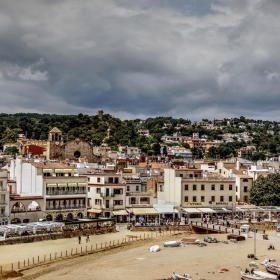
[78,235,81,244]
[86,234,90,243]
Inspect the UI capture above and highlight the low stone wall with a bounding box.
[0,226,116,246]
[130,225,192,232]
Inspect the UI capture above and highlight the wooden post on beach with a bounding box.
[140,235,141,240]
[105,242,107,248]
[24,260,25,267]
[0,265,2,274]
[113,240,115,246]
[91,245,93,251]
[33,257,34,264]
[66,250,67,257]
[144,233,145,239]
[18,261,20,269]
[38,256,39,263]
[81,246,82,253]
[101,243,102,249]
[50,253,52,260]
[85,246,87,252]
[44,255,46,262]
[71,249,73,255]
[11,263,13,271]
[96,244,97,250]
[125,238,126,243]
[61,252,62,258]
[28,259,29,266]
[76,248,77,254]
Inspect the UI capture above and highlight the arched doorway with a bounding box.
[66,213,73,220]
[77,212,83,219]
[28,201,41,211]
[46,214,53,221]
[55,214,63,221]
[11,202,25,213]
[11,218,21,224]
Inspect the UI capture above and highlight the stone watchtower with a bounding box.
[46,127,64,160]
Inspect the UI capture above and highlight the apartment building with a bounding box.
[0,170,9,225]
[159,168,236,210]
[9,157,88,223]
[87,172,127,221]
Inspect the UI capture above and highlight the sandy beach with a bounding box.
[1,228,279,280]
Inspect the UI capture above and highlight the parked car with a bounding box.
[163,241,181,247]
[204,236,217,243]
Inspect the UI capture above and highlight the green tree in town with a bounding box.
[250,173,280,206]
[4,146,19,156]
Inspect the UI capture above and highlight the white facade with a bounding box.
[0,170,9,224]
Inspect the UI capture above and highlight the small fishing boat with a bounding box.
[241,271,267,280]
[253,271,277,280]
[266,263,280,275]
[172,272,192,280]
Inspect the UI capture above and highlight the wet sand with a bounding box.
[6,230,279,280]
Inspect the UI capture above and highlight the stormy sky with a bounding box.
[0,0,280,121]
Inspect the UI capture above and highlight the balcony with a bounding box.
[46,190,87,195]
[11,208,26,213]
[0,213,8,217]
[0,187,8,192]
[45,204,86,210]
[100,193,115,198]
[0,201,7,205]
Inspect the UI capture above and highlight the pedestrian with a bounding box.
[86,234,90,243]
[78,235,81,244]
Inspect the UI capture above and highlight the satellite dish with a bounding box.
[55,141,59,146]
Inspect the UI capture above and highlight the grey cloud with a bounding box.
[0,0,280,121]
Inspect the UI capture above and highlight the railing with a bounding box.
[0,213,8,217]
[0,188,8,192]
[100,193,115,197]
[11,208,26,213]
[46,204,86,210]
[191,221,241,235]
[46,191,87,195]
[0,201,7,205]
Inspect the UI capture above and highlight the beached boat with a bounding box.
[266,263,280,275]
[149,245,161,252]
[172,272,192,280]
[241,271,267,280]
[163,241,181,247]
[253,271,277,280]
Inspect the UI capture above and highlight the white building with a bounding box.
[0,170,9,225]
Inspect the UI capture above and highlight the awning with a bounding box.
[47,183,57,187]
[58,183,67,187]
[112,210,128,216]
[197,208,216,213]
[131,208,159,215]
[78,183,87,187]
[43,169,53,173]
[55,169,65,173]
[213,208,231,213]
[68,183,77,187]
[64,169,73,173]
[87,209,102,213]
[182,208,201,213]
[153,205,179,214]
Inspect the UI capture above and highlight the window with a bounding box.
[88,187,90,192]
[236,186,238,192]
[189,174,193,178]
[114,189,123,194]
[127,186,130,192]
[184,196,188,202]
[211,185,215,191]
[229,196,232,202]
[220,196,224,202]
[243,179,248,182]
[244,186,248,192]
[192,196,197,202]
[43,173,51,177]
[96,188,101,194]
[193,184,197,191]
[229,184,233,191]
[194,174,198,178]
[244,196,248,202]
[130,197,136,204]
[184,184,188,191]
[220,185,224,190]
[211,196,215,202]
[201,184,205,191]
[108,177,113,183]
[95,199,101,205]
[97,178,101,183]
[136,186,139,191]
[180,174,183,177]
[201,196,205,202]
[113,200,123,205]
[219,169,221,173]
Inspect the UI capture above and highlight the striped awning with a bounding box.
[87,209,102,213]
[55,169,65,173]
[47,183,57,187]
[57,183,67,187]
[43,169,53,173]
[112,210,128,216]
[131,208,159,215]
[68,183,77,187]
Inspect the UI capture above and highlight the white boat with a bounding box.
[253,271,277,280]
[149,245,160,252]
[266,263,280,275]
[163,241,181,247]
[241,272,267,280]
[172,272,192,280]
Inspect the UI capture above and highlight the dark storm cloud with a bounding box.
[0,0,280,120]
